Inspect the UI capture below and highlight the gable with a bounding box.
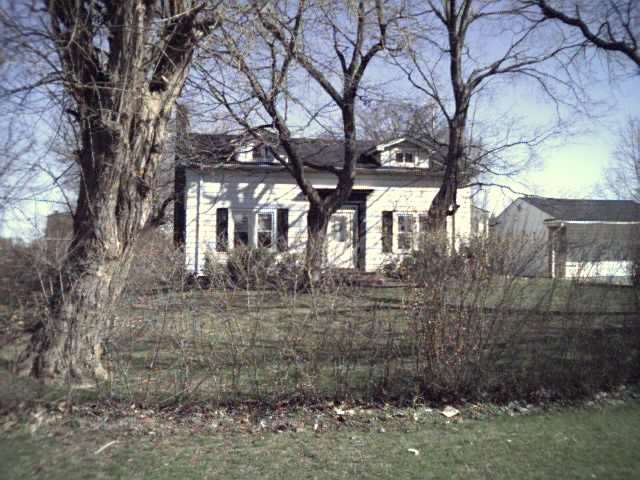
[494,198,550,236]
[374,139,432,169]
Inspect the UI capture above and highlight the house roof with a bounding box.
[523,197,640,222]
[179,133,381,169]
[177,133,450,173]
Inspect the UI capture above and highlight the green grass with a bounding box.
[2,401,640,479]
[1,278,637,408]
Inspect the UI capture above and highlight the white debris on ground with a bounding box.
[441,406,460,418]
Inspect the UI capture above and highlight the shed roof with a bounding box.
[523,197,640,222]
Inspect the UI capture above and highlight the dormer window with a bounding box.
[252,144,275,163]
[395,151,414,165]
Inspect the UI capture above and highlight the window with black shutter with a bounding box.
[397,214,415,251]
[277,208,289,252]
[257,212,275,248]
[216,208,228,252]
[382,211,393,253]
[233,211,250,247]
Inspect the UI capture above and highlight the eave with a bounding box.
[182,162,448,178]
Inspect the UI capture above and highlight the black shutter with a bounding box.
[216,208,228,252]
[173,166,186,246]
[382,211,393,253]
[277,208,289,252]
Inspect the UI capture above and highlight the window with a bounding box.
[397,214,415,251]
[395,151,414,164]
[233,211,250,247]
[257,212,275,248]
[216,208,228,252]
[277,208,289,252]
[252,144,275,163]
[382,211,393,253]
[332,215,348,242]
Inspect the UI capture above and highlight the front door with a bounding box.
[326,208,357,269]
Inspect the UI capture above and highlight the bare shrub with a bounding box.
[124,230,188,296]
[203,247,305,291]
[0,238,63,342]
[404,235,514,398]
[15,230,634,409]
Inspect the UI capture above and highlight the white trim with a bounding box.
[256,209,277,249]
[373,137,432,152]
[544,220,640,225]
[194,173,203,273]
[396,212,415,252]
[228,207,280,251]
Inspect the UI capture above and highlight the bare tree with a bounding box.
[2,1,219,383]
[0,122,35,224]
[357,100,445,144]
[196,0,402,282]
[397,0,575,229]
[602,116,640,202]
[525,0,639,68]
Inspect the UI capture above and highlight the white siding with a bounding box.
[493,198,551,277]
[379,144,430,169]
[184,168,475,273]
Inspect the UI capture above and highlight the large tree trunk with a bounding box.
[17,88,181,384]
[18,245,135,383]
[18,123,163,383]
[304,202,332,287]
[427,113,466,236]
[15,1,208,383]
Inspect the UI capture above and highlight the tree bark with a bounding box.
[426,0,469,237]
[427,114,466,231]
[15,0,210,383]
[18,119,166,383]
[304,201,332,286]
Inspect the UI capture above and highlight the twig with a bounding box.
[94,440,119,455]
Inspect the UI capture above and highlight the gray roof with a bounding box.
[179,133,380,169]
[523,197,640,222]
[175,133,458,176]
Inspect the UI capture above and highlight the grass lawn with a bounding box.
[1,401,640,479]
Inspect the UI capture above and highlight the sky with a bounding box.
[1,5,638,239]
[518,74,638,200]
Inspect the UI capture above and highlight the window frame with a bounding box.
[394,151,415,165]
[396,213,416,251]
[232,210,251,247]
[331,214,349,243]
[256,210,276,249]
[252,144,275,164]
[228,208,287,251]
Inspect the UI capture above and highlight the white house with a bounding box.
[174,134,483,274]
[494,196,640,282]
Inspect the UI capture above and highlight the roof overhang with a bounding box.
[182,162,446,178]
[368,137,433,153]
[544,219,640,226]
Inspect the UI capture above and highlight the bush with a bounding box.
[380,236,494,284]
[203,247,305,290]
[405,240,499,398]
[227,246,278,288]
[125,231,188,295]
